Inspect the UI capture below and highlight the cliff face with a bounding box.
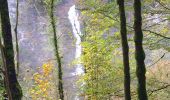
[8,0,83,99]
[8,0,57,99]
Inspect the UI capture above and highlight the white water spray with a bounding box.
[68,5,84,76]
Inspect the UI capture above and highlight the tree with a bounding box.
[14,0,20,76]
[0,0,23,99]
[117,0,131,100]
[134,0,148,100]
[50,0,64,99]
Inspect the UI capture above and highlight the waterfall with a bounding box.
[68,5,84,76]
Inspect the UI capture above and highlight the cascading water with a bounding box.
[68,5,84,76]
[8,0,85,98]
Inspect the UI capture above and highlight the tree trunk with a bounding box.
[14,0,20,76]
[134,0,148,100]
[117,0,131,100]
[0,0,23,99]
[50,0,64,99]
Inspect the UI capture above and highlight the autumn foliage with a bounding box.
[30,63,56,100]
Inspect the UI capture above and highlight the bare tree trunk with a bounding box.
[50,0,64,99]
[134,0,148,100]
[117,0,131,100]
[0,38,11,100]
[0,0,23,99]
[14,0,20,76]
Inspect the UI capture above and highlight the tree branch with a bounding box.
[148,84,170,96]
